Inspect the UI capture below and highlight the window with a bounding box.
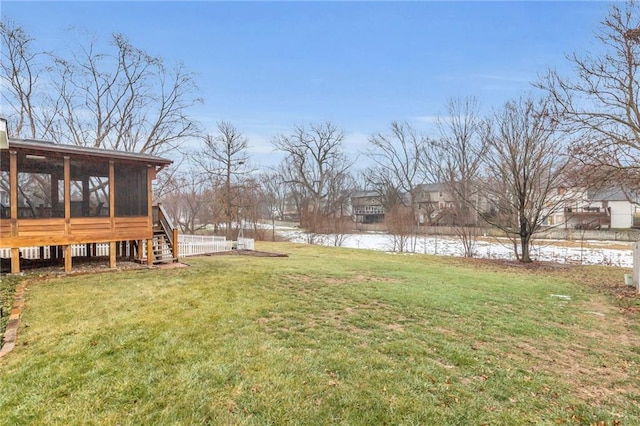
[114,164,148,216]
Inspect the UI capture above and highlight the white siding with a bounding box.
[610,201,634,228]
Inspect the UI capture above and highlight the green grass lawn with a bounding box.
[1,242,639,425]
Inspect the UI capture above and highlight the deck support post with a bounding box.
[63,245,72,272]
[172,228,178,260]
[109,241,117,269]
[137,240,144,262]
[146,238,154,266]
[10,248,20,274]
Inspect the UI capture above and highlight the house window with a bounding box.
[114,164,147,217]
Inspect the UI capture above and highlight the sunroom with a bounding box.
[0,137,175,274]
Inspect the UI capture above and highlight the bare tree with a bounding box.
[270,161,307,225]
[1,22,200,155]
[431,97,489,257]
[47,33,201,155]
[234,177,264,240]
[272,122,352,238]
[194,121,251,238]
[365,121,429,251]
[161,171,212,234]
[537,2,640,192]
[366,121,428,205]
[0,20,50,138]
[258,171,288,241]
[385,205,417,252]
[480,97,570,263]
[322,169,356,245]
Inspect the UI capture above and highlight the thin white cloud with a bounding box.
[414,115,441,124]
[473,73,532,84]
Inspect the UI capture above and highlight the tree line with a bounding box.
[2,2,640,262]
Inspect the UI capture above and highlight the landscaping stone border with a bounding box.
[0,279,29,358]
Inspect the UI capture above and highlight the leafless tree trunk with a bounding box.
[431,97,489,257]
[259,172,288,241]
[274,161,306,224]
[234,177,264,241]
[194,121,251,239]
[272,122,352,238]
[480,97,570,263]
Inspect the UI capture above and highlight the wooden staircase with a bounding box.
[146,204,178,264]
[152,227,176,264]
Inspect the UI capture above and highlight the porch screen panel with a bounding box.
[114,164,148,217]
[16,154,64,219]
[70,160,110,218]
[0,154,8,218]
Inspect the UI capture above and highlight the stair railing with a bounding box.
[154,203,177,252]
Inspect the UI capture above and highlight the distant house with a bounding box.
[590,188,639,229]
[351,191,385,224]
[413,183,490,226]
[414,183,456,225]
[0,137,177,273]
[351,183,488,227]
[546,186,639,230]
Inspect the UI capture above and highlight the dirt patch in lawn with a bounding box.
[282,273,399,286]
[203,249,288,257]
[508,335,637,406]
[325,274,400,286]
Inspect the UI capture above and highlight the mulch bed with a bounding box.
[0,256,147,275]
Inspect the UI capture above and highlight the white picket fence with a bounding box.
[237,237,255,251]
[178,234,255,256]
[0,235,255,260]
[0,244,112,259]
[178,234,233,256]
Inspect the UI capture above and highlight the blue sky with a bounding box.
[2,1,610,167]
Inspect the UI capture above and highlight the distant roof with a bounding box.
[351,190,379,198]
[416,182,448,193]
[4,138,172,166]
[590,187,638,202]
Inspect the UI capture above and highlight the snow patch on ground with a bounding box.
[278,230,633,267]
